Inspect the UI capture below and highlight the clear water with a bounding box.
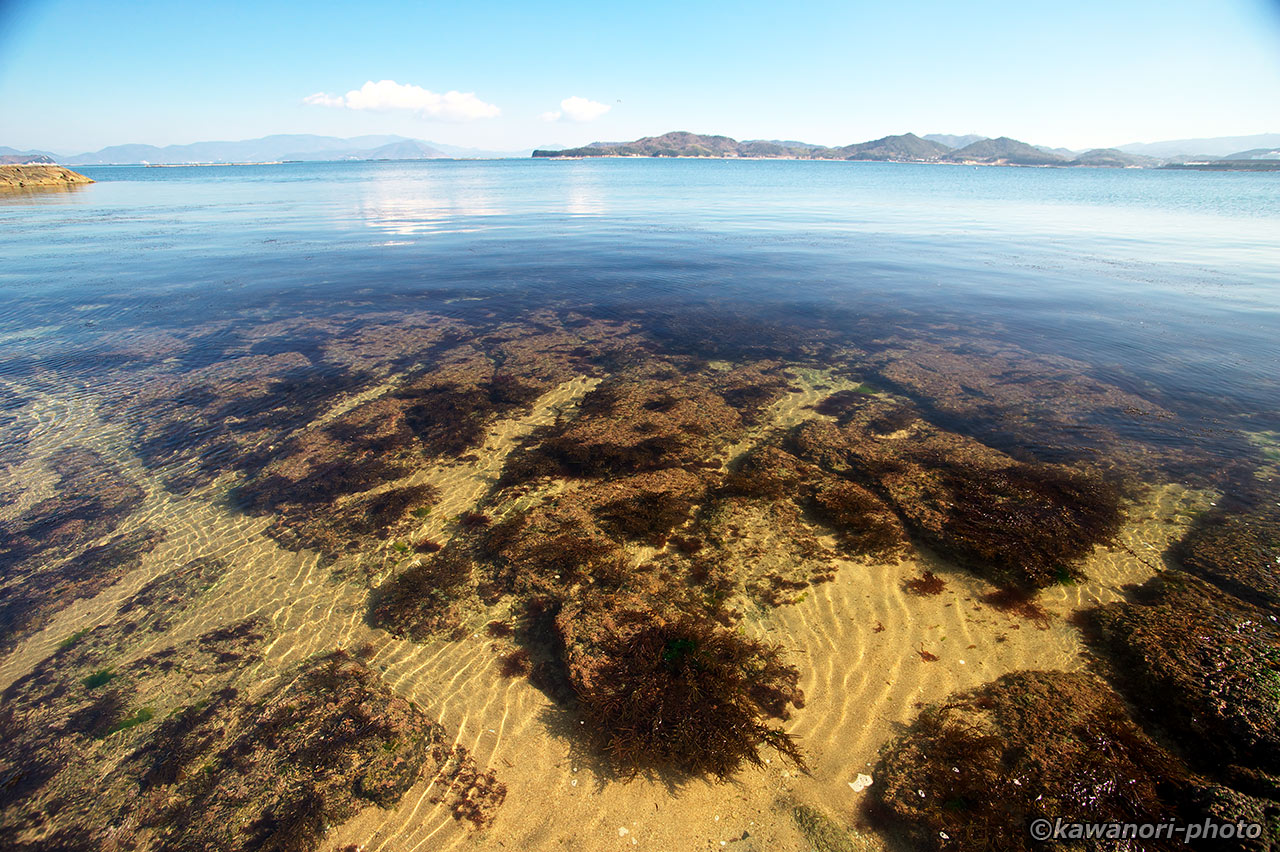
[3,160,1277,416]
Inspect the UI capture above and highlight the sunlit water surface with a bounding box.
[1,159,1277,852]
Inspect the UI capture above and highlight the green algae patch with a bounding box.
[791,802,864,852]
[58,628,91,652]
[82,668,116,689]
[105,707,154,736]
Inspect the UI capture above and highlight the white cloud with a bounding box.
[302,92,345,108]
[541,96,611,123]
[304,80,500,121]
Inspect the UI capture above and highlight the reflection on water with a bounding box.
[0,182,93,202]
[562,166,605,217]
[357,165,507,236]
[0,160,1277,852]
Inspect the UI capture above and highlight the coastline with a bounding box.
[535,154,1127,168]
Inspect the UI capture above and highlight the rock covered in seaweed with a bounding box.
[0,448,151,648]
[497,363,789,484]
[1170,501,1280,617]
[790,395,1125,588]
[1087,569,1280,776]
[139,650,445,852]
[0,641,490,852]
[556,598,804,779]
[0,447,145,572]
[723,442,909,565]
[870,670,1194,851]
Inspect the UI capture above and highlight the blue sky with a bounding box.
[1,0,1278,152]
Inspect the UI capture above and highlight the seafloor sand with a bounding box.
[0,361,1214,851]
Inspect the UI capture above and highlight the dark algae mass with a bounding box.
[869,671,1196,852]
[0,160,1277,849]
[1087,570,1280,776]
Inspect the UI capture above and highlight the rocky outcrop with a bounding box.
[0,164,93,188]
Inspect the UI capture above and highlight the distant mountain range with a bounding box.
[0,135,531,165]
[3,131,1276,168]
[1115,133,1280,159]
[1223,147,1280,160]
[532,132,1174,167]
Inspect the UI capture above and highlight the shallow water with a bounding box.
[0,160,1277,851]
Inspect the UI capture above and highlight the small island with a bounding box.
[0,164,94,189]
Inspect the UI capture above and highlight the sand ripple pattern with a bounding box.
[0,369,1211,852]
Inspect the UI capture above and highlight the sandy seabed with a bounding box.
[0,357,1212,852]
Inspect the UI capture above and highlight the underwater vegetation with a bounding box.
[870,671,1194,851]
[0,616,270,848]
[395,375,542,457]
[0,446,152,650]
[427,743,508,827]
[862,337,1234,478]
[1087,569,1280,777]
[9,296,1273,852]
[0,521,163,650]
[498,370,758,483]
[903,570,946,596]
[724,443,908,564]
[369,545,476,640]
[790,802,864,852]
[112,311,644,498]
[369,358,824,777]
[558,604,805,779]
[138,650,443,852]
[9,223,1280,852]
[790,395,1125,588]
[0,634,503,851]
[266,482,439,560]
[1170,500,1280,617]
[0,448,144,572]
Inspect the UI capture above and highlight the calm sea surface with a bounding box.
[2,159,1277,423]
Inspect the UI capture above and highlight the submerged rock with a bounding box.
[0,448,145,572]
[369,544,477,639]
[871,670,1193,851]
[0,448,151,648]
[141,651,444,852]
[724,443,909,564]
[500,373,747,482]
[1087,570,1280,776]
[0,641,479,852]
[1170,502,1280,616]
[790,399,1125,588]
[557,599,804,779]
